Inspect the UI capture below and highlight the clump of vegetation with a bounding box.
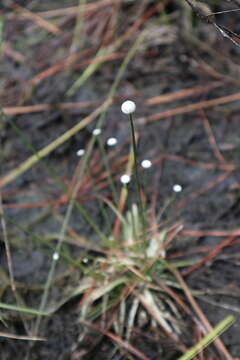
[0,1,239,359]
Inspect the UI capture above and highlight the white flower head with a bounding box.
[92,128,101,136]
[120,174,131,184]
[52,252,59,261]
[121,100,136,114]
[107,137,118,146]
[173,184,182,193]
[141,159,152,169]
[76,149,85,156]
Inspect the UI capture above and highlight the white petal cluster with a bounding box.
[76,149,85,156]
[173,184,182,193]
[107,137,118,146]
[141,159,152,169]
[52,252,59,261]
[92,128,101,136]
[120,174,131,184]
[121,100,136,114]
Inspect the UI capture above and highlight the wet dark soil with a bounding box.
[1,1,240,359]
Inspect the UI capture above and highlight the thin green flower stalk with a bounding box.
[121,100,147,245]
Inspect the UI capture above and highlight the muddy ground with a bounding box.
[1,1,240,359]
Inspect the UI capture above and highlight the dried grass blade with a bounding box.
[80,320,150,360]
[169,265,234,360]
[142,93,240,123]
[146,82,223,106]
[0,332,46,341]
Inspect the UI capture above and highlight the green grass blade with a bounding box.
[178,315,235,360]
[0,302,48,316]
[0,101,110,187]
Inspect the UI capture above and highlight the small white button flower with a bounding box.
[141,159,152,169]
[52,252,59,261]
[173,184,182,193]
[107,137,118,146]
[120,174,131,184]
[92,128,101,136]
[76,149,85,156]
[121,100,136,114]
